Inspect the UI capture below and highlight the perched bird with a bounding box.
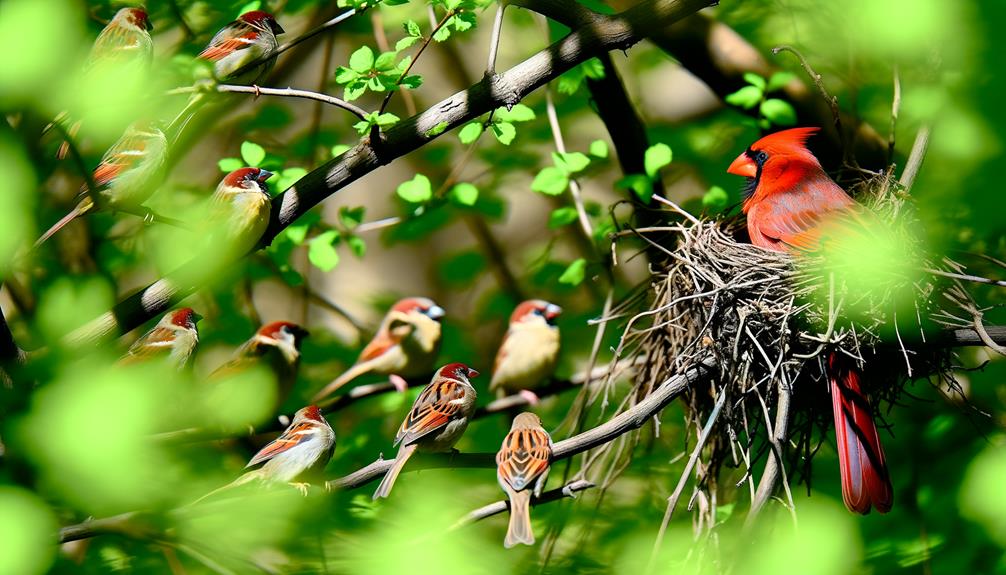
[198,10,285,83]
[118,307,201,370]
[373,363,479,499]
[51,7,154,160]
[194,405,335,502]
[489,300,561,404]
[208,167,274,256]
[311,298,445,402]
[209,321,308,408]
[36,122,167,247]
[727,127,893,514]
[496,412,552,548]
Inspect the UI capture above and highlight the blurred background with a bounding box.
[0,0,1003,573]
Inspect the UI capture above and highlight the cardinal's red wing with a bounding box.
[496,427,552,491]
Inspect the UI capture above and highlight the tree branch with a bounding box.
[452,479,595,528]
[325,356,717,491]
[60,0,717,346]
[208,85,369,121]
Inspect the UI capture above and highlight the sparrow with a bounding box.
[373,363,479,499]
[118,307,201,370]
[489,300,561,404]
[311,298,445,402]
[194,405,335,502]
[209,321,308,409]
[35,122,167,247]
[51,7,154,160]
[207,167,274,257]
[496,412,552,548]
[198,10,285,83]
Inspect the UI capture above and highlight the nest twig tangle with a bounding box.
[610,172,982,530]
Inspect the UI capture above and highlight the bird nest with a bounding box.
[620,172,978,522]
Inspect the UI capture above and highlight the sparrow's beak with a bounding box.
[727,153,757,178]
[467,368,480,379]
[256,170,274,183]
[426,305,446,320]
[544,303,562,320]
[192,312,204,323]
[271,21,286,35]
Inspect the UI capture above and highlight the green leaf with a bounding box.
[284,220,312,245]
[400,75,423,89]
[582,57,605,79]
[344,79,367,101]
[426,122,449,137]
[397,174,432,203]
[555,152,590,174]
[367,76,385,92]
[548,207,579,229]
[589,139,609,158]
[767,71,796,92]
[404,20,422,37]
[396,55,412,72]
[349,46,375,72]
[334,67,358,84]
[492,121,516,145]
[725,85,763,109]
[452,11,476,31]
[383,0,409,5]
[497,103,535,122]
[277,167,307,190]
[308,230,341,272]
[375,112,401,127]
[346,235,366,258]
[331,144,351,157]
[353,120,371,135]
[615,174,653,203]
[531,167,568,196]
[339,206,365,229]
[240,141,265,166]
[374,51,397,71]
[458,122,483,144]
[558,258,587,286]
[760,98,798,126]
[644,143,672,178]
[702,185,729,211]
[432,24,451,42]
[743,72,766,90]
[217,157,243,172]
[450,182,479,206]
[395,36,420,52]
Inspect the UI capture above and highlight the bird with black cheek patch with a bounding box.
[727,127,892,515]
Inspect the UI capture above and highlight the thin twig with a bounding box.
[170,84,370,121]
[772,45,846,164]
[486,2,506,76]
[888,65,900,164]
[898,125,931,191]
[452,479,595,528]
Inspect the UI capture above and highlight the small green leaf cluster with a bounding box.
[725,72,798,128]
[457,104,536,147]
[335,44,421,102]
[613,142,671,203]
[557,58,606,94]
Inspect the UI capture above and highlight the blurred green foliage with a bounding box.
[0,0,1003,573]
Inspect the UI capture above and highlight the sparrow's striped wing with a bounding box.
[118,325,175,363]
[199,22,259,61]
[88,24,149,69]
[89,132,153,191]
[247,420,318,467]
[496,427,551,491]
[395,379,469,446]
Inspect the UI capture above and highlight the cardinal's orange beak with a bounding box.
[727,153,757,178]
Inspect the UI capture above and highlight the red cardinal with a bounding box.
[727,127,893,514]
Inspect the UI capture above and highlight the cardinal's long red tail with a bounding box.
[829,353,893,514]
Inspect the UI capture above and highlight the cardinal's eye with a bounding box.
[754,150,768,164]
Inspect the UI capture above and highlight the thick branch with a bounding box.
[63,0,716,344]
[326,356,716,490]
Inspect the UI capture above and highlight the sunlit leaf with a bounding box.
[531,167,568,195]
[450,182,479,206]
[241,141,266,166]
[309,230,341,272]
[397,174,433,203]
[644,143,672,178]
[725,85,763,109]
[558,258,587,285]
[458,122,483,144]
[349,46,375,72]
